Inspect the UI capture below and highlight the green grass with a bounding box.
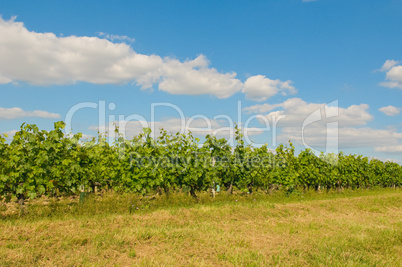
[0,188,401,266]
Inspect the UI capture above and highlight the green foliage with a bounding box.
[0,121,401,200]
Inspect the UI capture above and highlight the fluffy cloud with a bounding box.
[243,103,279,114]
[242,75,296,102]
[244,98,373,128]
[0,17,296,100]
[378,105,400,116]
[379,60,399,72]
[158,56,243,98]
[374,145,402,153]
[243,98,402,153]
[281,126,402,151]
[379,60,402,89]
[0,16,163,86]
[0,107,61,120]
[97,32,135,43]
[0,17,245,98]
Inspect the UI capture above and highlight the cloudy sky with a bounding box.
[1,0,401,162]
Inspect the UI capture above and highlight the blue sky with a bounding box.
[1,0,401,162]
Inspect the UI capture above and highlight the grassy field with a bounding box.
[0,188,401,266]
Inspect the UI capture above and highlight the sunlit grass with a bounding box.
[0,188,401,266]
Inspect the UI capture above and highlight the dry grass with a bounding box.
[0,189,401,266]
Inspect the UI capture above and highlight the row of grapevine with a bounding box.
[0,122,401,200]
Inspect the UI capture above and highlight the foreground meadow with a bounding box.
[0,188,401,266]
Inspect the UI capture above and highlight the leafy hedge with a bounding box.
[0,122,401,200]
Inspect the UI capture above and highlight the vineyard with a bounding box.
[0,121,401,201]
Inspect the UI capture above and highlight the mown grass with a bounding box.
[0,188,401,266]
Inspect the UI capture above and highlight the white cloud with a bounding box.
[378,105,400,116]
[0,16,163,86]
[374,145,402,153]
[1,130,17,139]
[243,103,280,114]
[242,75,296,102]
[282,126,402,150]
[244,98,402,153]
[0,75,12,84]
[379,60,402,89]
[0,17,247,99]
[97,32,135,43]
[0,107,61,120]
[369,156,400,164]
[245,98,373,128]
[158,56,243,98]
[380,60,399,72]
